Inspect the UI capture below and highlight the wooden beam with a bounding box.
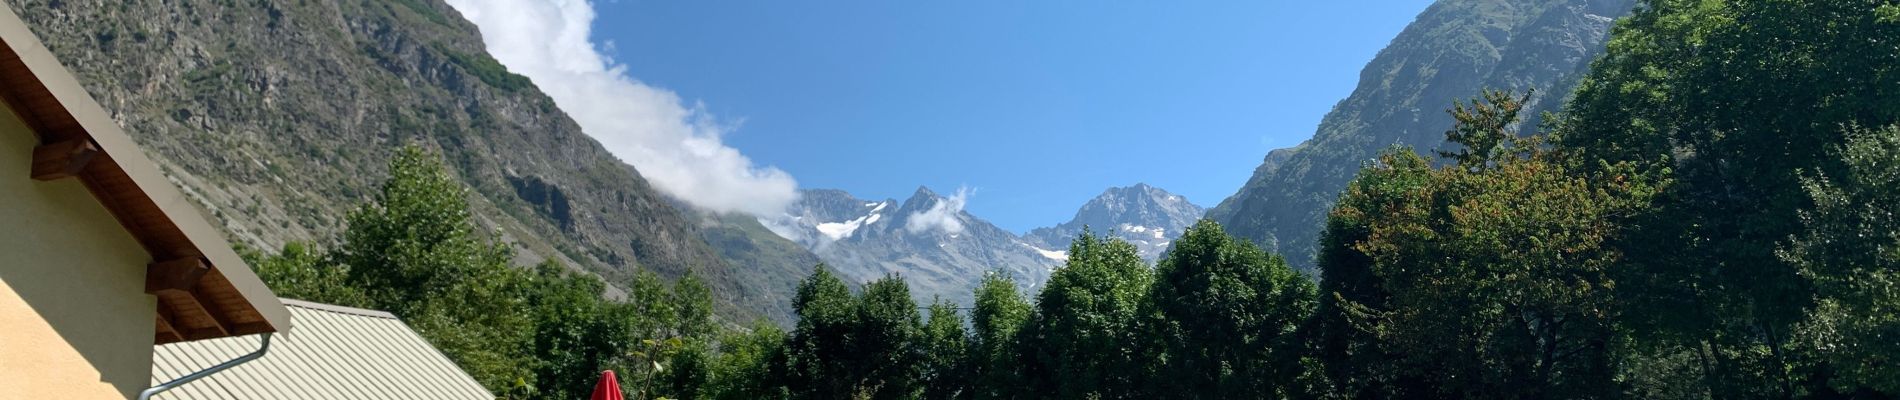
[30,138,97,181]
[231,322,276,335]
[181,327,228,341]
[155,305,185,344]
[145,257,209,295]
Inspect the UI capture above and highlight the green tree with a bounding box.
[1301,147,1433,399]
[1148,219,1317,399]
[704,322,790,400]
[674,272,718,341]
[334,145,536,393]
[246,242,370,307]
[968,272,1031,400]
[243,144,732,399]
[663,341,714,399]
[1307,91,1660,398]
[1019,231,1154,399]
[627,271,683,343]
[785,265,858,399]
[1784,125,1900,395]
[520,261,621,400]
[1436,90,1531,171]
[853,275,924,399]
[921,298,970,400]
[1560,1,1900,396]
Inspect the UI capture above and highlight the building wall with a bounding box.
[0,104,157,399]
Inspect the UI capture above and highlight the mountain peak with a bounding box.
[899,186,949,212]
[1024,183,1205,262]
[761,186,1057,306]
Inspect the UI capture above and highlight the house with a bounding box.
[150,299,494,399]
[0,5,291,399]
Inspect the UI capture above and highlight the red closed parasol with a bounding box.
[589,370,623,400]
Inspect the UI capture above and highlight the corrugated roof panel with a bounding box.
[346,312,428,400]
[290,311,383,399]
[150,299,495,400]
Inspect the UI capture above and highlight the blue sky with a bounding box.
[586,0,1434,233]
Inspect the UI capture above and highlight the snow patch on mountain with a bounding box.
[1028,245,1070,261]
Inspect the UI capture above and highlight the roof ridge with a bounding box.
[278,298,399,319]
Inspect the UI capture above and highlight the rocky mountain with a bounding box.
[1207,0,1635,269]
[763,187,1062,305]
[1023,183,1204,262]
[7,0,816,323]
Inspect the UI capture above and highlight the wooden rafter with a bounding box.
[155,305,185,344]
[180,286,235,340]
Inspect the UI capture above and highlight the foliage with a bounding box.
[1148,219,1316,399]
[252,146,717,399]
[440,47,536,92]
[968,272,1031,400]
[1558,0,1900,397]
[1436,90,1531,170]
[1785,125,1900,394]
[920,299,970,400]
[783,264,861,399]
[1018,231,1155,399]
[332,145,539,391]
[1307,90,1663,399]
[853,276,925,399]
[702,322,789,400]
[243,242,369,307]
[1299,147,1432,399]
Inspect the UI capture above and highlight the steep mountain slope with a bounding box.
[684,208,824,324]
[8,0,814,321]
[764,187,1061,305]
[1208,0,1634,269]
[1023,183,1204,262]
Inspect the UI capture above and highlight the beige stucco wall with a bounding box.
[0,104,157,399]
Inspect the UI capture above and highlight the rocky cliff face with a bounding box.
[1207,0,1634,269]
[1023,183,1204,262]
[7,0,815,322]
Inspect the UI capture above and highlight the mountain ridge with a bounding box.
[762,187,1061,305]
[1207,0,1635,269]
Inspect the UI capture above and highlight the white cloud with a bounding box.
[906,187,970,234]
[442,0,797,216]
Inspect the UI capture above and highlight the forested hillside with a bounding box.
[1209,0,1633,269]
[6,0,816,322]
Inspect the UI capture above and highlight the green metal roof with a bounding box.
[150,299,494,400]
